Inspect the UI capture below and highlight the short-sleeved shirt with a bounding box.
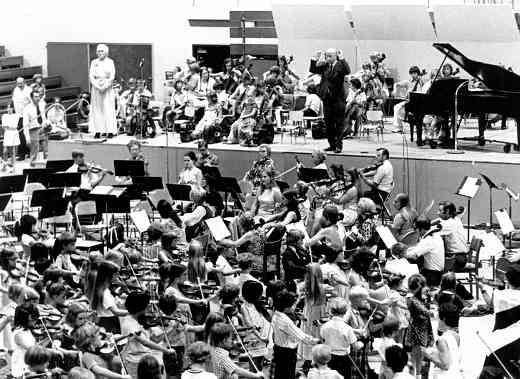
[408,234,445,271]
[81,352,109,379]
[211,347,240,379]
[120,316,153,364]
[181,370,218,379]
[373,160,394,193]
[307,367,343,379]
[320,316,357,355]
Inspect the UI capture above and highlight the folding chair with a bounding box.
[360,109,384,143]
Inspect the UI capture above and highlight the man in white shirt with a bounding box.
[66,149,105,191]
[12,77,31,115]
[23,90,45,166]
[406,218,445,286]
[360,148,394,206]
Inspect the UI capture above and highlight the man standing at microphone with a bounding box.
[309,48,350,153]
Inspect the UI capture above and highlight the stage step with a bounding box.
[0,55,23,69]
[0,75,62,96]
[0,65,42,82]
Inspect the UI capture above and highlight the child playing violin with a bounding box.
[23,345,65,379]
[74,322,131,379]
[181,341,217,379]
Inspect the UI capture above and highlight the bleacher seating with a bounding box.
[0,55,23,69]
[0,86,81,110]
[0,66,42,82]
[0,75,62,96]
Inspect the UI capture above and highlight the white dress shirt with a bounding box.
[407,233,445,271]
[373,160,394,193]
[440,217,467,254]
[320,316,357,355]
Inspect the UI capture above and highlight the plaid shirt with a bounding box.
[211,347,240,379]
[272,311,315,349]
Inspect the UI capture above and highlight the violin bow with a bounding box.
[149,280,173,351]
[196,277,206,300]
[123,251,143,290]
[110,334,130,376]
[226,316,261,374]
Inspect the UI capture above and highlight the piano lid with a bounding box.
[433,43,520,93]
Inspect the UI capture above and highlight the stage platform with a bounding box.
[48,120,520,225]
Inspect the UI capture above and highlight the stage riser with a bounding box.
[49,141,520,225]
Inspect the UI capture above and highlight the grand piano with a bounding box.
[407,43,520,152]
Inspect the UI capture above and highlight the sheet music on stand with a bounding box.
[148,189,173,210]
[456,176,481,198]
[205,216,231,242]
[482,231,506,257]
[130,210,151,234]
[376,225,398,249]
[90,185,125,198]
[495,209,515,235]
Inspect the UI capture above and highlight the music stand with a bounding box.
[455,176,482,241]
[213,177,243,216]
[47,173,81,189]
[0,175,26,194]
[501,182,519,247]
[0,194,12,214]
[114,160,145,177]
[23,168,53,184]
[31,188,64,208]
[276,180,290,193]
[166,184,192,202]
[201,166,222,186]
[298,168,330,183]
[480,173,500,228]
[132,176,163,193]
[45,160,74,172]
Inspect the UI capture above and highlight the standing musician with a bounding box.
[196,140,219,169]
[359,147,394,206]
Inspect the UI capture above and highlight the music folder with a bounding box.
[213,177,242,194]
[166,184,192,202]
[455,176,481,199]
[205,216,231,242]
[201,166,222,184]
[376,226,398,249]
[89,185,126,198]
[47,173,81,188]
[32,188,69,220]
[0,175,26,194]
[114,160,145,177]
[45,159,74,172]
[0,194,12,213]
[298,168,330,183]
[23,168,54,184]
[130,209,151,234]
[148,189,173,210]
[495,209,515,235]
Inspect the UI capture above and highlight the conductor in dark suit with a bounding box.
[309,48,350,153]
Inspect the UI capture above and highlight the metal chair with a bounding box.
[360,109,384,143]
[281,110,306,144]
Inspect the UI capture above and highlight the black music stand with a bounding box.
[298,168,330,183]
[166,184,192,202]
[276,180,290,193]
[23,168,54,184]
[0,194,12,215]
[47,173,81,189]
[0,175,26,194]
[501,182,519,248]
[456,176,482,241]
[114,160,145,177]
[201,166,222,186]
[45,160,74,172]
[480,173,501,228]
[31,188,64,208]
[132,176,163,194]
[32,188,69,234]
[214,177,243,215]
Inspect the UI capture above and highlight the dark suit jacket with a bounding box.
[309,58,351,102]
[282,245,311,282]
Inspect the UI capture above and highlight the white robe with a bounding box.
[89,57,117,134]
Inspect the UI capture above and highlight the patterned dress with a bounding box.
[405,296,434,348]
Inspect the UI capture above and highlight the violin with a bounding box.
[78,161,114,175]
[358,162,383,174]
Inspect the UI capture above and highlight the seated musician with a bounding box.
[195,67,216,97]
[391,193,418,241]
[346,198,379,249]
[157,200,188,253]
[345,77,367,136]
[196,140,219,169]
[359,147,394,206]
[51,232,80,282]
[218,212,267,278]
[46,97,71,140]
[308,205,344,254]
[243,144,276,189]
[251,168,282,219]
[437,201,467,266]
[131,79,153,108]
[405,218,445,287]
[44,282,68,315]
[164,79,188,128]
[392,65,423,133]
[226,94,258,146]
[23,345,65,379]
[325,166,360,227]
[178,151,204,191]
[14,214,45,258]
[303,84,321,117]
[262,189,301,228]
[66,149,106,191]
[192,92,221,140]
[115,139,150,185]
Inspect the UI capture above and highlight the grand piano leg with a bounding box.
[414,114,424,146]
[478,114,486,146]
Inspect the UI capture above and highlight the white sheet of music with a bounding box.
[376,226,398,249]
[495,209,515,235]
[458,177,480,198]
[130,210,151,234]
[205,216,231,242]
[482,232,506,257]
